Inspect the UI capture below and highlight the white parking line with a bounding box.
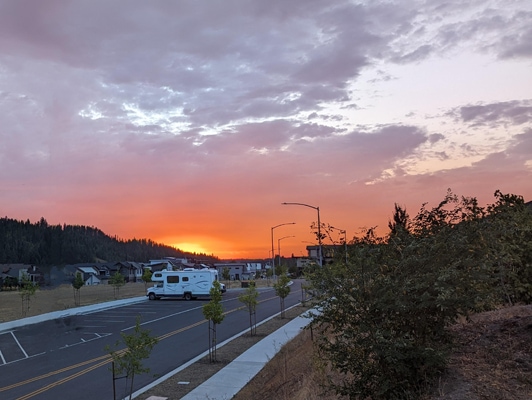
[78,325,106,328]
[83,319,125,323]
[120,294,244,331]
[122,305,205,331]
[0,349,5,364]
[59,332,112,349]
[11,331,28,358]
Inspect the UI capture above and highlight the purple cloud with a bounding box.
[456,100,532,127]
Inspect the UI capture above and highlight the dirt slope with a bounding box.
[234,304,532,400]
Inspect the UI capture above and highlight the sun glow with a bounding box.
[173,242,209,254]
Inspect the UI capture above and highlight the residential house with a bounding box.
[0,264,44,287]
[214,262,247,280]
[112,261,144,282]
[64,264,101,285]
[244,262,263,279]
[76,266,101,286]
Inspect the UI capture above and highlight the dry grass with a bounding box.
[0,279,268,323]
[235,304,532,400]
[0,283,149,323]
[430,304,532,399]
[233,327,340,400]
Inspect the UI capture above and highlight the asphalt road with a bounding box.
[0,281,305,400]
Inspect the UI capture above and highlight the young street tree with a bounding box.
[109,272,126,299]
[222,267,230,288]
[273,273,291,318]
[202,280,225,362]
[19,273,37,317]
[105,316,159,400]
[141,268,152,291]
[265,267,273,285]
[72,272,84,306]
[238,283,259,336]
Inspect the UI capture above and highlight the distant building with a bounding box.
[0,264,44,287]
[214,263,247,280]
[304,244,345,265]
[75,266,102,286]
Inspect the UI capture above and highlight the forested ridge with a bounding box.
[0,216,217,265]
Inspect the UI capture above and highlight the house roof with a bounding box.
[77,266,99,274]
[0,264,33,278]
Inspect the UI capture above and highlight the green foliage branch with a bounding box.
[109,272,126,299]
[19,273,38,317]
[202,280,225,362]
[222,267,231,288]
[72,272,84,306]
[273,274,291,318]
[105,316,159,400]
[238,283,259,335]
[141,269,152,291]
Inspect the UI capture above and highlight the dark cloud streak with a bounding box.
[456,100,532,127]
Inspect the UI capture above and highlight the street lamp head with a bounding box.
[281,202,318,210]
[271,222,296,230]
[279,235,295,241]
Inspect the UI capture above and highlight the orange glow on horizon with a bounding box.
[172,242,209,255]
[162,235,248,259]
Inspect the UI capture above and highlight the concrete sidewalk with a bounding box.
[179,312,311,400]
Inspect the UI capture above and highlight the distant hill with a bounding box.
[0,216,218,265]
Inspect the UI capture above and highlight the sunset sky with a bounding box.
[1,1,531,260]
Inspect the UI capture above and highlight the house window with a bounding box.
[167,276,179,283]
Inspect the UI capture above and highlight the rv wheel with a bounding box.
[184,293,192,301]
[148,293,157,301]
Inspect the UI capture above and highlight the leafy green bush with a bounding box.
[306,190,532,399]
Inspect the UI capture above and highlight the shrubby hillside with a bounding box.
[306,190,532,399]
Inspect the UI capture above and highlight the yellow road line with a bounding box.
[4,291,297,399]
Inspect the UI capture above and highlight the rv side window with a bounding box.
[182,277,189,282]
[154,273,162,278]
[167,276,179,283]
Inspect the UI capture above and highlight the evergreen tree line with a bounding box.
[0,216,215,265]
[306,190,532,399]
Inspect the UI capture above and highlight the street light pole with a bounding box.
[271,222,296,278]
[282,202,322,266]
[278,235,295,270]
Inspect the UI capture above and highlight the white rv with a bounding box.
[146,268,226,300]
